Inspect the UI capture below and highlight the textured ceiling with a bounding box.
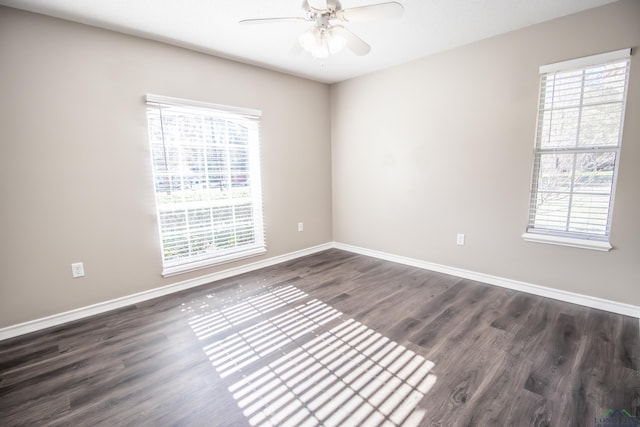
[0,0,619,83]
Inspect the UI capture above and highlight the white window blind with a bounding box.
[524,49,631,250]
[145,94,265,276]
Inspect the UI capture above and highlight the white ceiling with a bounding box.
[0,0,618,83]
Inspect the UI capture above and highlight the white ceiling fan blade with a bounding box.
[338,2,404,23]
[290,41,304,56]
[239,17,306,25]
[332,26,370,56]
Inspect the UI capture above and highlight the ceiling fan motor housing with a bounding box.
[304,0,341,23]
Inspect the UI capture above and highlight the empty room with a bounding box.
[1,0,639,425]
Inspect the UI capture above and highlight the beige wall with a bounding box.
[331,0,640,306]
[1,1,639,330]
[0,7,333,327]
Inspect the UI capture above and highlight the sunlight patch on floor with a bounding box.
[228,317,436,426]
[188,284,436,426]
[204,299,341,378]
[186,284,307,340]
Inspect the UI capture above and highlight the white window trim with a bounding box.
[146,94,261,119]
[522,232,612,252]
[145,94,266,276]
[539,48,630,74]
[523,48,631,251]
[162,246,267,277]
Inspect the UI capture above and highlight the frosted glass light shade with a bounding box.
[299,26,346,59]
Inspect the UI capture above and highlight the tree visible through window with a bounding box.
[146,95,265,275]
[525,49,630,250]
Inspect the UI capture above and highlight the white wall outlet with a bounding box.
[456,234,465,246]
[71,262,85,278]
[298,222,304,232]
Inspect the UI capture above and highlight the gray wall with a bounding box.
[2,1,639,330]
[331,0,640,306]
[0,7,333,327]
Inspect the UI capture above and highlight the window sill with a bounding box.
[162,246,267,277]
[522,232,612,252]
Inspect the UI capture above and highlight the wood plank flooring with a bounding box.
[1,249,638,426]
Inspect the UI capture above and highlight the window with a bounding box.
[146,94,265,276]
[523,49,631,251]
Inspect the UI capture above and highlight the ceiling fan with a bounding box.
[239,0,404,59]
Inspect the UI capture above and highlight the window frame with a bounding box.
[145,94,266,276]
[523,48,631,251]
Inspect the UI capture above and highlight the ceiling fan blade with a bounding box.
[290,41,304,56]
[332,26,370,56]
[337,2,404,22]
[239,17,306,25]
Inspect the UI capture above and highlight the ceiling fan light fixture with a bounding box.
[243,1,402,59]
[298,28,318,51]
[299,26,346,59]
[327,28,346,53]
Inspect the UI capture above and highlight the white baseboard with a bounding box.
[2,240,637,341]
[0,243,333,341]
[334,242,640,319]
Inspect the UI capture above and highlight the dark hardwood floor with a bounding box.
[1,249,639,426]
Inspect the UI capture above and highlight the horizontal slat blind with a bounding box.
[527,51,630,241]
[146,95,265,275]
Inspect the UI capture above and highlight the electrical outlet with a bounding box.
[298,222,304,232]
[456,234,465,246]
[71,262,85,278]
